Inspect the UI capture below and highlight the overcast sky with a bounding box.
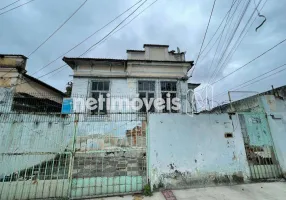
[1,0,285,106]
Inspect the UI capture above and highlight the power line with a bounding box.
[13,0,154,88]
[0,69,14,78]
[235,66,286,90]
[0,0,21,11]
[199,0,238,61]
[190,0,217,77]
[209,0,264,84]
[213,63,286,98]
[91,0,159,50]
[197,0,268,93]
[79,0,148,56]
[210,37,286,86]
[15,64,68,88]
[207,0,249,84]
[205,0,243,84]
[197,35,285,94]
[0,0,36,16]
[43,0,159,80]
[208,0,252,84]
[27,0,88,58]
[30,0,144,75]
[213,0,268,83]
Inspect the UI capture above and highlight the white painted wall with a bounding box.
[126,46,185,61]
[261,95,286,175]
[148,113,250,189]
[127,52,145,60]
[0,114,74,177]
[72,77,190,113]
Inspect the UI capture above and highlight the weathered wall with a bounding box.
[0,114,74,176]
[211,93,286,177]
[15,75,63,103]
[148,113,250,190]
[72,77,190,113]
[261,95,286,176]
[73,62,189,78]
[0,56,26,69]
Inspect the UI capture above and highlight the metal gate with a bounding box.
[0,93,148,199]
[70,113,147,199]
[238,112,282,180]
[0,113,74,200]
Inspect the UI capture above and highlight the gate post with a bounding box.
[68,113,79,198]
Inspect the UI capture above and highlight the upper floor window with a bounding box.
[138,81,155,112]
[160,81,178,113]
[91,81,110,115]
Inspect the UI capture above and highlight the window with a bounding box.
[161,81,178,113]
[138,81,155,112]
[90,81,110,115]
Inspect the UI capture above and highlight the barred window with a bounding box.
[90,81,110,115]
[138,81,155,112]
[161,81,178,113]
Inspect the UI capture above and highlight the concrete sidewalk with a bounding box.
[94,181,286,200]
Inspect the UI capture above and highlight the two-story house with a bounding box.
[63,44,199,114]
[0,54,65,112]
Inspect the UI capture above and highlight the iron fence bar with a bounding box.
[259,113,271,178]
[13,168,21,200]
[265,114,283,179]
[55,153,62,197]
[34,159,43,199]
[68,113,78,199]
[62,153,68,197]
[7,164,14,200]
[48,156,55,198]
[19,163,29,199]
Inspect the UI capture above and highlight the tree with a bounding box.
[65,81,72,97]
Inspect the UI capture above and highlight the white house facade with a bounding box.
[63,44,199,114]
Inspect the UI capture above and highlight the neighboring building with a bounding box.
[63,44,199,114]
[0,54,65,112]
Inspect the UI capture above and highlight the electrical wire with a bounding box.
[30,0,144,76]
[210,37,286,86]
[42,0,159,80]
[79,0,148,57]
[213,63,286,99]
[0,0,37,16]
[91,0,159,49]
[199,0,238,59]
[209,0,264,84]
[208,0,252,84]
[214,0,268,83]
[197,0,240,65]
[27,0,88,58]
[196,0,268,94]
[0,0,21,11]
[205,0,243,84]
[190,0,217,77]
[12,0,154,88]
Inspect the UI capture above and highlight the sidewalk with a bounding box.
[93,181,286,200]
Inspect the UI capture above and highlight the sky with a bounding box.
[0,0,285,107]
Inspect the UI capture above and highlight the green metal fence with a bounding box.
[238,112,282,180]
[0,93,148,199]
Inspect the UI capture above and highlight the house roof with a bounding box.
[126,50,145,53]
[143,44,169,48]
[63,57,194,69]
[0,54,28,59]
[22,73,66,96]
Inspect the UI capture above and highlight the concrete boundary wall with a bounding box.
[148,113,250,190]
[261,95,286,176]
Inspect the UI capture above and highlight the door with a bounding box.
[238,113,282,180]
